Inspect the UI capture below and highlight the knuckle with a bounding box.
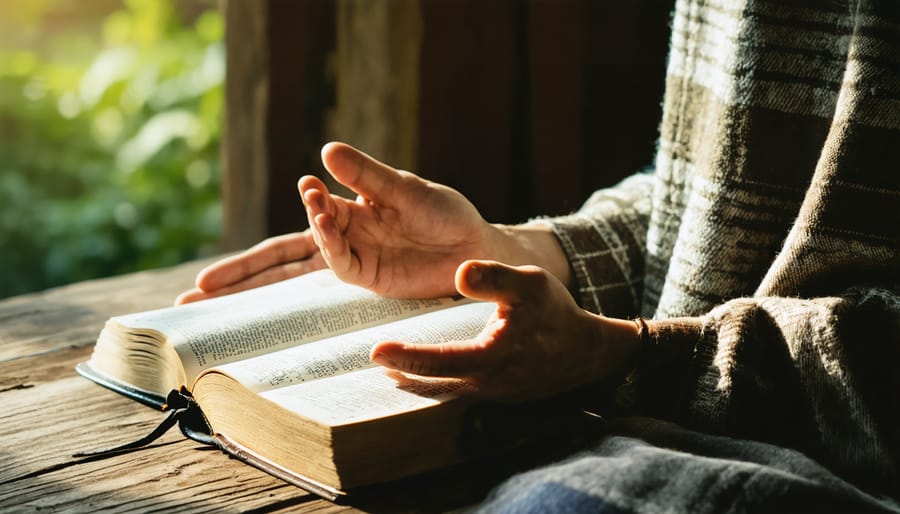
[508,264,552,297]
[518,264,544,275]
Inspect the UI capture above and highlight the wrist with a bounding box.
[598,315,643,377]
[487,223,573,289]
[569,312,643,388]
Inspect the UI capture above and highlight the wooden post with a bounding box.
[527,0,588,216]
[417,0,524,224]
[221,1,671,246]
[527,1,671,217]
[328,0,422,173]
[221,0,269,250]
[222,0,334,251]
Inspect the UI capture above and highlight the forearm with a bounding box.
[482,172,656,304]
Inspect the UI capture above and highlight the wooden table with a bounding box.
[0,258,566,513]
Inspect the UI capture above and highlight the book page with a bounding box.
[260,366,475,426]
[206,302,495,393]
[113,270,468,382]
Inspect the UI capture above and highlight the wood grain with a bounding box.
[0,258,344,513]
[0,260,207,361]
[0,257,517,512]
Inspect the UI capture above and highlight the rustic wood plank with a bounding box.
[0,258,208,362]
[0,367,514,512]
[0,355,324,513]
[0,258,355,513]
[0,258,514,512]
[0,345,88,392]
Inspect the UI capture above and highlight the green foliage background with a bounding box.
[0,0,223,298]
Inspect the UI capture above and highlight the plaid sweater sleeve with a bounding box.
[635,0,900,497]
[634,289,900,497]
[535,171,654,318]
[536,0,900,499]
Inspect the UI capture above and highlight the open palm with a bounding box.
[300,142,494,298]
[177,142,569,305]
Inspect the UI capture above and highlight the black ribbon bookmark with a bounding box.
[73,387,216,459]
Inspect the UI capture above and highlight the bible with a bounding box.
[77,269,599,500]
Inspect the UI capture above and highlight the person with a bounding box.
[178,0,900,512]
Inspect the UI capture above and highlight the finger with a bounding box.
[313,212,358,277]
[195,232,319,291]
[454,260,547,305]
[299,176,334,236]
[298,174,328,196]
[320,142,402,205]
[297,175,334,218]
[177,256,327,305]
[370,339,494,378]
[301,188,333,232]
[174,288,207,305]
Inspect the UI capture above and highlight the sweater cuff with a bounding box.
[618,317,711,420]
[527,172,653,317]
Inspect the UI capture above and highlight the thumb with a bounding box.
[320,141,404,205]
[370,339,492,378]
[454,260,547,305]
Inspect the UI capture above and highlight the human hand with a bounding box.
[177,141,573,304]
[174,231,327,304]
[370,260,641,401]
[299,142,497,298]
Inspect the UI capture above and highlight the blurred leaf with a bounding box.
[0,0,223,298]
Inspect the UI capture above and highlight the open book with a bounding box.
[78,270,528,499]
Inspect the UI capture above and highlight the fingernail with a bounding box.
[371,352,397,368]
[466,265,482,287]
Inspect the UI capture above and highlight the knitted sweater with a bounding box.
[541,0,899,502]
